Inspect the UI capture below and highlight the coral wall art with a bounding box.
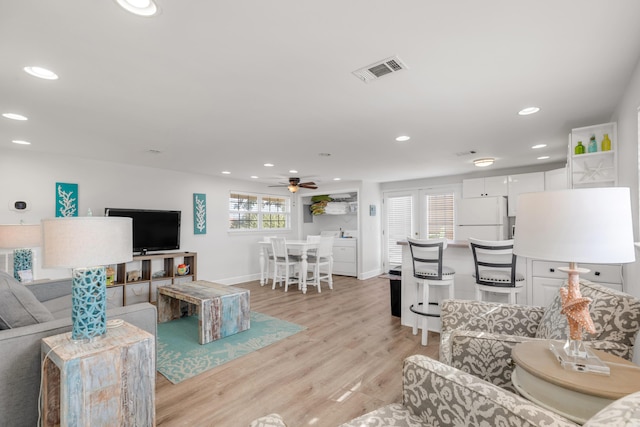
[193,193,207,234]
[56,182,78,217]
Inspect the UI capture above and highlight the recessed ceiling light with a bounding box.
[537,156,550,160]
[2,113,28,121]
[395,135,411,142]
[333,178,341,181]
[23,66,58,80]
[473,158,494,167]
[12,140,31,145]
[115,0,158,16]
[289,170,298,174]
[531,144,547,149]
[518,107,540,116]
[264,163,274,167]
[221,171,231,175]
[250,176,259,179]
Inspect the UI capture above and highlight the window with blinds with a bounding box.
[229,192,290,231]
[425,193,454,240]
[386,195,413,266]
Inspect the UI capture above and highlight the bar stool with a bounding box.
[469,238,524,304]
[407,237,455,346]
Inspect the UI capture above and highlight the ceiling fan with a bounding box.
[269,177,318,193]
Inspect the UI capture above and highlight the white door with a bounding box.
[383,192,417,270]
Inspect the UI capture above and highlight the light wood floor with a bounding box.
[155,275,440,427]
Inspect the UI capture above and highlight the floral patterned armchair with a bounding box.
[250,354,640,427]
[440,279,640,393]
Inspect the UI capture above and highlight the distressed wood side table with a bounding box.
[41,321,155,427]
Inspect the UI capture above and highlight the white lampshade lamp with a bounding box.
[0,224,42,282]
[42,217,132,342]
[514,188,635,371]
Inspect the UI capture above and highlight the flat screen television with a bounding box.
[105,208,181,254]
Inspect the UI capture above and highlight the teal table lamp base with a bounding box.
[71,266,107,342]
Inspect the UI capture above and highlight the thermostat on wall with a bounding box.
[9,200,31,212]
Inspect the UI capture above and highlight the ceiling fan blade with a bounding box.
[299,181,316,187]
[299,184,318,189]
[267,184,289,187]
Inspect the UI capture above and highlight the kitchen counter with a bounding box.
[396,240,469,249]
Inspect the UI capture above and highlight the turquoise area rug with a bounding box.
[157,312,305,384]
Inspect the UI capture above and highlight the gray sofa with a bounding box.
[250,355,640,427]
[0,273,157,427]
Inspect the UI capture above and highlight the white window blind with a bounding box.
[425,193,454,240]
[386,195,413,266]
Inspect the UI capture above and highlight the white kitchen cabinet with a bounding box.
[332,238,357,276]
[568,122,617,189]
[529,260,623,307]
[544,167,568,191]
[507,172,544,216]
[462,176,508,198]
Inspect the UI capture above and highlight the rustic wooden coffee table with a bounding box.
[157,280,250,344]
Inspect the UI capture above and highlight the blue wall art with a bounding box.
[193,193,207,234]
[56,182,78,217]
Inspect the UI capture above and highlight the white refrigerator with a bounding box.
[456,196,508,241]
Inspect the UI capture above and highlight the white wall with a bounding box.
[0,149,299,284]
[611,55,640,299]
[358,181,382,279]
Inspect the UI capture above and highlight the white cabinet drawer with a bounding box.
[106,286,124,308]
[125,282,150,305]
[531,261,622,284]
[333,261,356,276]
[333,246,356,263]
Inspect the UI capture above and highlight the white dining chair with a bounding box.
[261,236,277,287]
[306,236,333,292]
[271,237,301,292]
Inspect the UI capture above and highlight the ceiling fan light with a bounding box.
[288,184,299,193]
[473,158,495,167]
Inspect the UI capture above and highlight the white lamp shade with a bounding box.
[513,188,636,264]
[0,224,42,249]
[42,217,133,268]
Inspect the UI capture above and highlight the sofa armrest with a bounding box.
[444,330,541,392]
[583,391,640,426]
[402,355,576,427]
[440,299,545,364]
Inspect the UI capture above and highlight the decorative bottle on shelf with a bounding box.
[587,135,597,153]
[601,133,611,151]
[574,141,585,155]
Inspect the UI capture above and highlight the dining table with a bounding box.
[258,240,319,294]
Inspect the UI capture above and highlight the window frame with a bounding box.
[228,191,292,232]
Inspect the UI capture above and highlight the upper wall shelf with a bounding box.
[568,122,617,189]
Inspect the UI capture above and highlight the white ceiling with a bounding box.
[2,1,640,190]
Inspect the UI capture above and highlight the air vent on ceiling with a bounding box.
[352,56,408,83]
